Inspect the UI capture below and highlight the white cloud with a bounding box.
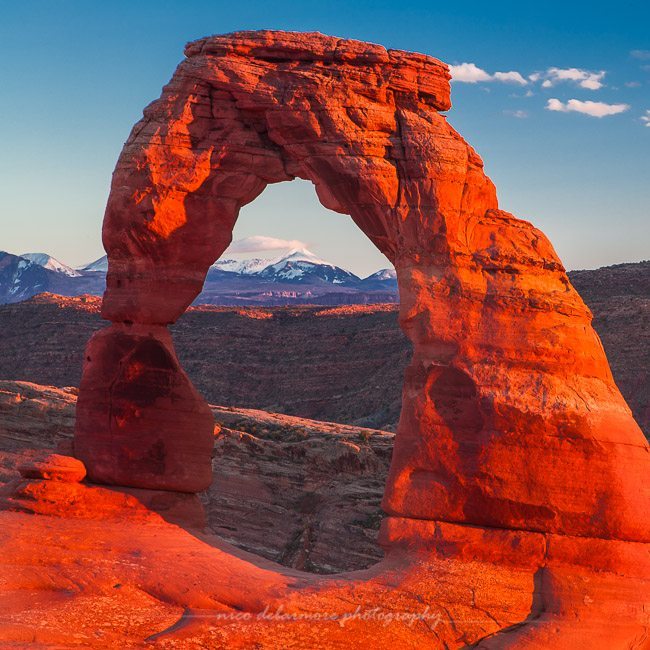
[449,63,528,85]
[537,67,606,90]
[451,64,607,90]
[493,71,528,85]
[226,236,309,253]
[642,110,650,127]
[631,50,650,60]
[503,109,529,118]
[448,63,493,83]
[546,98,630,117]
[625,81,642,88]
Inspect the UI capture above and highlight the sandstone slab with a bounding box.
[18,453,86,482]
[0,485,648,648]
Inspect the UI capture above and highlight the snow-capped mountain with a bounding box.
[21,253,81,277]
[0,253,49,303]
[0,248,399,306]
[212,256,277,275]
[364,268,396,282]
[212,248,361,285]
[255,248,360,284]
[78,255,108,273]
[0,252,106,304]
[360,268,398,290]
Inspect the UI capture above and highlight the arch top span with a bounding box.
[100,29,496,325]
[184,30,453,111]
[76,31,648,551]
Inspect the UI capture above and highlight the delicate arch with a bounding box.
[75,31,648,547]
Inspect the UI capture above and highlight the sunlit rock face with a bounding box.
[0,29,639,647]
[75,30,647,541]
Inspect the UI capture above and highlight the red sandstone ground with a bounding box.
[2,381,648,648]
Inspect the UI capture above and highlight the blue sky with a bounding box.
[0,0,648,276]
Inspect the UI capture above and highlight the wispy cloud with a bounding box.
[226,236,309,254]
[449,63,528,85]
[451,63,609,91]
[625,81,642,88]
[493,71,528,85]
[631,50,650,60]
[503,109,529,118]
[532,67,606,90]
[546,98,630,117]
[642,110,650,127]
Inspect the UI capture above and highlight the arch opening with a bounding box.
[173,178,408,574]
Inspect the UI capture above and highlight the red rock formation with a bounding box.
[18,453,86,482]
[75,29,648,537]
[76,324,214,492]
[63,30,650,645]
[2,381,649,646]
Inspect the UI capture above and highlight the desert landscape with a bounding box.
[0,259,648,437]
[1,259,648,580]
[0,10,648,650]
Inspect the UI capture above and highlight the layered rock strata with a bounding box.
[61,30,650,646]
[75,29,647,537]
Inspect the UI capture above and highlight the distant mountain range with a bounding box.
[0,249,398,306]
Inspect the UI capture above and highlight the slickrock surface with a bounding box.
[1,483,648,648]
[0,380,391,573]
[0,380,77,484]
[1,380,649,647]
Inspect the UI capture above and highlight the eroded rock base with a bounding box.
[1,473,647,649]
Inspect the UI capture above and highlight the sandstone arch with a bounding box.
[74,29,649,554]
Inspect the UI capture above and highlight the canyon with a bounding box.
[0,259,647,437]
